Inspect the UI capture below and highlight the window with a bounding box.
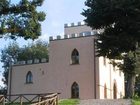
[26,71,33,84]
[71,82,79,98]
[113,81,117,99]
[71,49,79,64]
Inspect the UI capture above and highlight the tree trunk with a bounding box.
[126,74,136,98]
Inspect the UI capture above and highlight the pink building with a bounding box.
[8,22,125,99]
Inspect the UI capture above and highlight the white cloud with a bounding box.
[37,33,50,42]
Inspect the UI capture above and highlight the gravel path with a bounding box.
[78,99,132,105]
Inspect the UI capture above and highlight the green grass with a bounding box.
[4,99,79,105]
[132,99,140,105]
[59,99,79,105]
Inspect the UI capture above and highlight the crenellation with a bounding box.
[50,22,100,41]
[49,31,95,41]
[49,36,53,41]
[41,58,47,63]
[11,22,125,100]
[14,58,48,66]
[34,59,40,63]
[71,33,76,38]
[16,61,26,65]
[84,31,92,36]
[78,22,81,26]
[64,34,68,39]
[79,32,84,37]
[64,21,86,28]
[27,60,33,64]
[64,24,68,28]
[71,23,75,27]
[57,35,61,39]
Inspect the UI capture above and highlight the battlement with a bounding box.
[64,22,86,28]
[14,58,48,66]
[49,30,99,41]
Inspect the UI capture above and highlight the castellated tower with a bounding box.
[49,22,98,41]
[64,22,93,35]
[64,22,99,38]
[8,22,125,100]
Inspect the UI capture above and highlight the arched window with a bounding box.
[113,81,117,99]
[104,83,107,99]
[26,71,33,84]
[71,82,79,98]
[71,49,79,64]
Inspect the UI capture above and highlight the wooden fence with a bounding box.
[0,93,60,105]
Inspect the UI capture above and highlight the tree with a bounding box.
[82,0,140,98]
[1,40,49,93]
[1,42,20,87]
[0,0,45,39]
[17,40,49,61]
[118,52,137,98]
[135,74,140,96]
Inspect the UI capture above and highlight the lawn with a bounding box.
[4,99,79,105]
[59,99,79,105]
[132,99,140,105]
[6,99,140,105]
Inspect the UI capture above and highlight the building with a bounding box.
[8,22,125,99]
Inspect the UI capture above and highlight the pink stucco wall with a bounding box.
[8,24,124,100]
[10,36,97,99]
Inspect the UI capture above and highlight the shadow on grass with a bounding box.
[132,99,140,105]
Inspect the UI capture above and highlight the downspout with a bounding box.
[93,38,97,99]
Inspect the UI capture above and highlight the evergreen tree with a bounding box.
[0,0,45,39]
[82,0,140,98]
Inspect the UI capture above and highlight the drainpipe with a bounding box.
[93,38,97,99]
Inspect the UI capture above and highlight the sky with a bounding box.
[0,0,86,86]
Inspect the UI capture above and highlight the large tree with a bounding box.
[1,42,20,88]
[1,40,49,92]
[17,40,49,61]
[82,0,140,98]
[0,0,45,39]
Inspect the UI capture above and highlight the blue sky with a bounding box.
[0,0,86,86]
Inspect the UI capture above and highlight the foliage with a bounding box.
[59,99,79,105]
[0,0,46,40]
[135,75,140,96]
[1,40,49,90]
[0,86,7,95]
[17,40,49,61]
[118,53,137,75]
[1,42,19,86]
[82,0,140,59]
[82,0,140,98]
